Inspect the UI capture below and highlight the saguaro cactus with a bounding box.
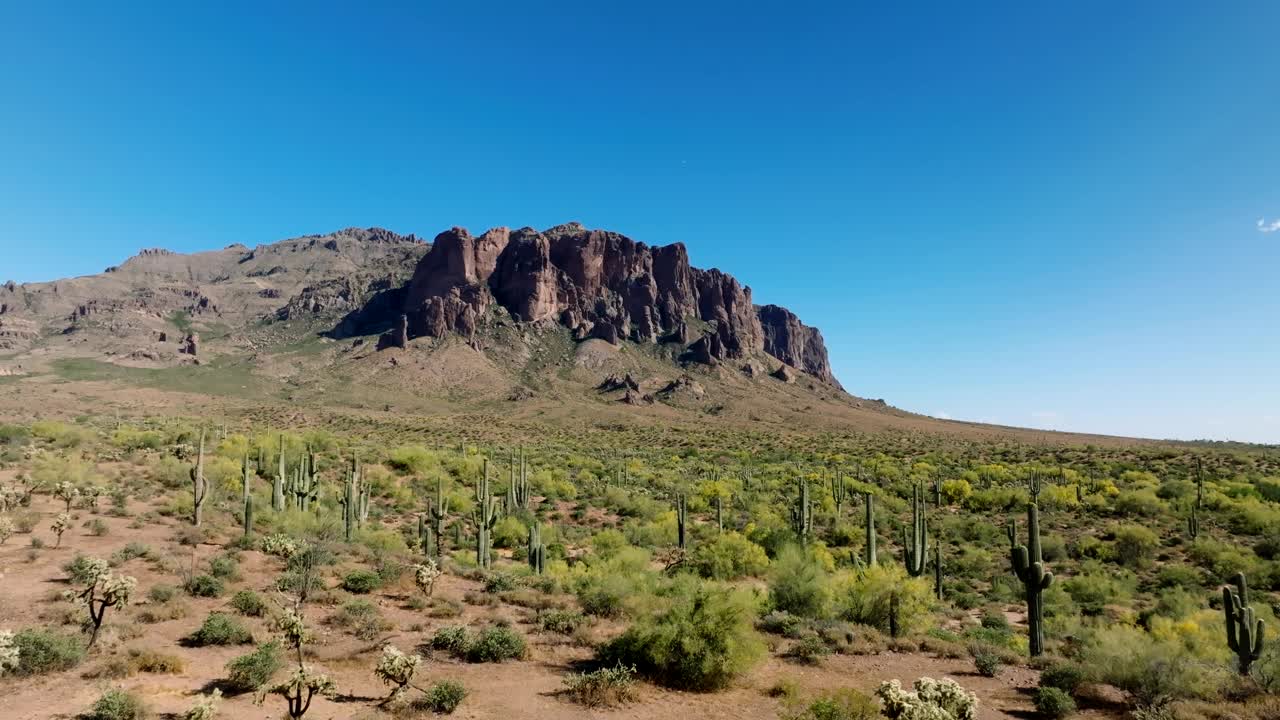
[527,523,546,574]
[273,434,286,512]
[1188,507,1200,540]
[242,453,252,505]
[674,493,688,550]
[1196,457,1206,510]
[863,491,877,566]
[191,428,208,526]
[933,543,943,599]
[831,469,847,513]
[243,495,254,538]
[1223,572,1265,674]
[340,455,360,542]
[903,483,928,577]
[1009,502,1054,656]
[473,459,498,569]
[1025,471,1043,502]
[428,478,449,560]
[791,478,813,543]
[507,448,531,513]
[715,494,725,533]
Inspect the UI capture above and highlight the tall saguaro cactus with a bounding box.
[1223,572,1265,675]
[791,478,813,543]
[1188,507,1200,540]
[527,523,546,574]
[273,434,286,512]
[715,494,725,533]
[674,493,688,550]
[1009,502,1053,656]
[428,478,450,560]
[473,459,498,569]
[243,495,254,539]
[242,453,252,505]
[831,469,847,514]
[903,483,928,577]
[933,543,943,599]
[507,448,531,513]
[1196,457,1206,510]
[863,491,877,566]
[340,455,360,542]
[191,428,208,526]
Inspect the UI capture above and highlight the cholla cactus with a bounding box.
[182,688,222,720]
[412,560,441,598]
[65,557,136,647]
[261,533,302,559]
[51,512,73,547]
[0,485,18,512]
[374,644,422,704]
[277,608,311,653]
[876,677,977,720]
[82,486,105,512]
[0,516,14,545]
[257,665,336,720]
[53,481,80,512]
[0,629,18,676]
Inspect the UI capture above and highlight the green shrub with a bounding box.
[563,663,638,707]
[788,633,832,665]
[420,680,467,714]
[483,573,519,593]
[687,531,769,580]
[330,599,387,641]
[759,610,807,638]
[834,564,933,636]
[208,554,239,580]
[1039,662,1086,693]
[187,613,253,646]
[464,626,526,663]
[430,626,469,655]
[12,627,85,675]
[183,574,225,598]
[230,589,267,617]
[1111,524,1159,567]
[600,577,764,691]
[64,553,101,584]
[971,646,1002,677]
[341,569,382,594]
[84,688,149,720]
[126,648,186,674]
[147,584,177,603]
[1034,687,1076,719]
[539,609,585,634]
[225,641,284,692]
[769,545,832,619]
[783,688,879,720]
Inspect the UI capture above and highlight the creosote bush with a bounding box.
[562,663,638,707]
[226,641,285,692]
[84,688,149,720]
[187,613,253,646]
[420,680,467,714]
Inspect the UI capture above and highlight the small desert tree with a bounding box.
[53,481,79,512]
[374,644,423,705]
[51,512,72,548]
[257,608,335,719]
[65,556,137,647]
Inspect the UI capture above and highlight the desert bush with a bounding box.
[420,680,467,714]
[187,613,253,646]
[11,627,84,675]
[769,544,832,619]
[970,645,1002,677]
[483,572,519,593]
[183,574,225,598]
[110,542,152,565]
[563,663,638,707]
[1111,524,1159,567]
[1039,662,1086,693]
[539,609,585,634]
[788,633,832,665]
[600,577,764,691]
[230,589,268,617]
[570,547,658,618]
[687,531,769,580]
[782,688,878,720]
[430,626,469,655]
[83,688,149,720]
[464,626,526,663]
[833,564,933,636]
[1077,624,1232,704]
[65,553,102,584]
[127,647,186,674]
[329,599,388,641]
[1034,687,1076,718]
[181,690,222,720]
[225,641,284,692]
[341,569,382,594]
[877,677,976,720]
[208,554,239,580]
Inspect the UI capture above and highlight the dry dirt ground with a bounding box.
[0,488,1123,720]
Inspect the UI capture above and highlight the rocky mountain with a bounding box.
[360,222,839,387]
[0,222,840,389]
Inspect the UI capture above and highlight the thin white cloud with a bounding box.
[1258,217,1280,233]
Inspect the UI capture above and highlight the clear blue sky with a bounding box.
[1,2,1277,443]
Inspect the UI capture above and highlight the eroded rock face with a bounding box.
[386,223,838,385]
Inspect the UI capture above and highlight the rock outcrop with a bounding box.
[380,223,840,386]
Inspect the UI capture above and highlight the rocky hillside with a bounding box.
[0,222,840,389]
